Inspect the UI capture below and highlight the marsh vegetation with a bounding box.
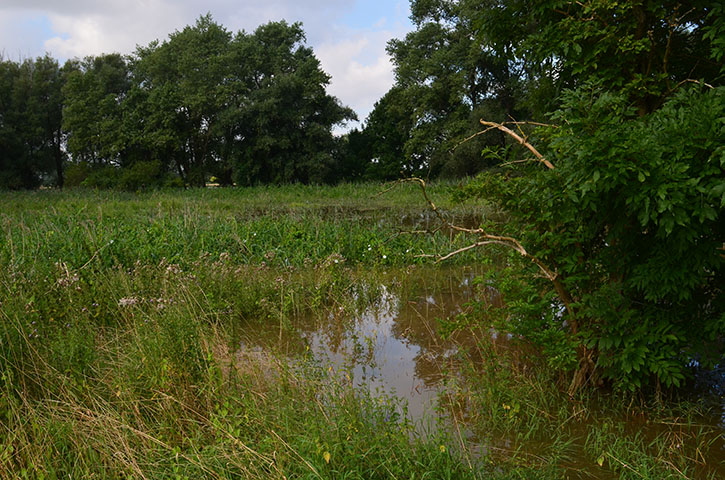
[1,184,722,479]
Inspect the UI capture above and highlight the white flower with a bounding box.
[118,297,138,307]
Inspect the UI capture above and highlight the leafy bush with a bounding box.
[63,161,92,187]
[462,84,724,391]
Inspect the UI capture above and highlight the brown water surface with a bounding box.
[237,265,725,477]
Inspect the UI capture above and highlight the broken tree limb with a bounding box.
[386,177,578,332]
[479,120,555,170]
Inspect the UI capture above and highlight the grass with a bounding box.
[0,183,722,479]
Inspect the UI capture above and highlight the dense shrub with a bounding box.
[461,84,724,390]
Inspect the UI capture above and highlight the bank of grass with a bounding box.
[454,327,724,479]
[0,184,722,479]
[0,182,487,271]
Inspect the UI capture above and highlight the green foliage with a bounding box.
[0,56,65,189]
[1,15,355,191]
[377,0,526,179]
[462,84,724,390]
[476,0,722,114]
[62,54,131,166]
[229,21,356,185]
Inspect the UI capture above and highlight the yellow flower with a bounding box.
[323,451,331,464]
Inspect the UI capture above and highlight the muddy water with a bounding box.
[239,266,490,430]
[238,265,725,476]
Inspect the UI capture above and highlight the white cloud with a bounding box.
[317,32,397,126]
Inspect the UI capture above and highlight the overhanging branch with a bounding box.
[384,177,578,334]
[479,120,555,170]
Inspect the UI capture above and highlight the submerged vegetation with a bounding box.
[1,184,722,478]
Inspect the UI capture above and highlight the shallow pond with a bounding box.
[238,265,725,477]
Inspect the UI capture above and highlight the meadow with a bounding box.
[0,184,722,479]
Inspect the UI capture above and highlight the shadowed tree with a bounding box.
[0,55,65,189]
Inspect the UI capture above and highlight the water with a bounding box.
[237,265,725,477]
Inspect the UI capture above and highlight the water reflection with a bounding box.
[236,264,725,476]
[239,266,487,430]
[298,267,485,432]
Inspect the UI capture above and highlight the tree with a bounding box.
[129,14,233,186]
[230,21,355,185]
[0,56,65,189]
[447,1,724,391]
[358,86,416,180]
[474,0,722,115]
[63,54,131,167]
[124,16,353,187]
[383,0,537,179]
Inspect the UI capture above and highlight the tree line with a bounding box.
[2,4,723,192]
[1,16,359,189]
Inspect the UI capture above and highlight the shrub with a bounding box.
[461,84,724,391]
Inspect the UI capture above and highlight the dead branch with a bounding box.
[452,120,558,154]
[480,120,555,170]
[504,120,559,128]
[391,177,577,333]
[671,78,714,92]
[451,126,498,152]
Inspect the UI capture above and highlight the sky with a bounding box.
[0,0,415,131]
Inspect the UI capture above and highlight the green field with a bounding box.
[1,185,722,479]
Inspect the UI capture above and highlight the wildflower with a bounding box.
[118,297,138,307]
[166,264,181,275]
[56,273,79,288]
[382,255,387,260]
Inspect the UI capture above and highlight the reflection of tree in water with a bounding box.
[239,265,494,392]
[391,270,480,387]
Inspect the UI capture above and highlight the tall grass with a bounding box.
[1,184,722,479]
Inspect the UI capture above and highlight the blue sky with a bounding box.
[0,0,414,129]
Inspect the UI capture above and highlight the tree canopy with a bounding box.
[446,0,724,391]
[2,15,354,189]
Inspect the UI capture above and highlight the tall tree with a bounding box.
[452,1,724,391]
[230,21,355,185]
[384,0,529,178]
[63,54,130,167]
[0,56,65,189]
[130,15,232,186]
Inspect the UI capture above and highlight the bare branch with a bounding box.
[480,120,555,170]
[671,78,714,92]
[388,177,579,334]
[503,120,559,128]
[451,120,557,154]
[450,126,498,152]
